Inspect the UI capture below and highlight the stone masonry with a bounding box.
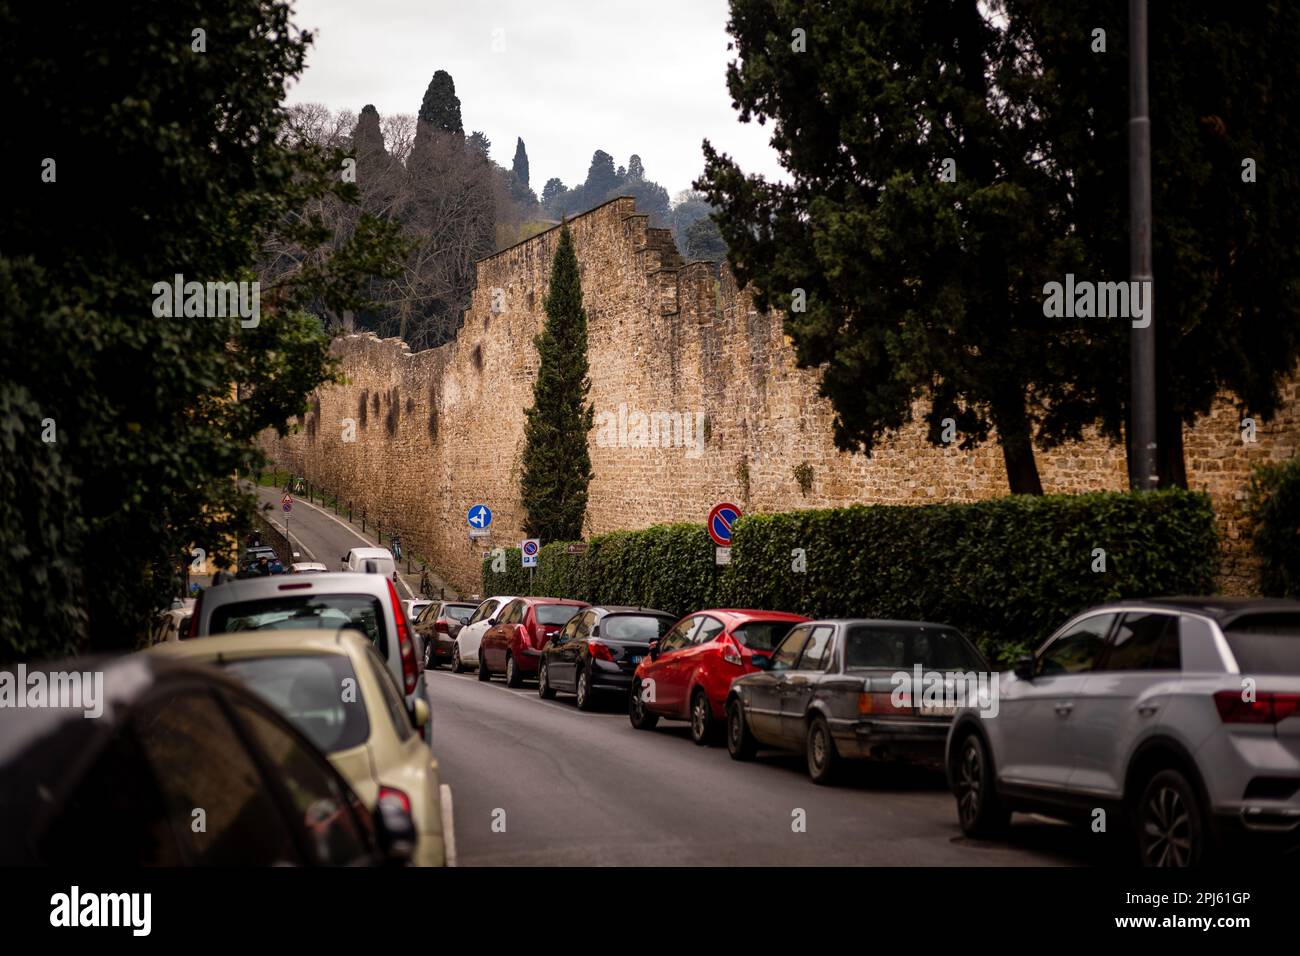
[260,196,1298,596]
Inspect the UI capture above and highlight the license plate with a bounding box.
[920,704,956,717]
[629,655,642,664]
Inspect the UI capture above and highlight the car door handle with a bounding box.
[1054,702,1074,716]
[1137,703,1160,717]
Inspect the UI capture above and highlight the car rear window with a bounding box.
[1224,614,1300,674]
[602,614,674,641]
[209,594,386,651]
[446,605,476,624]
[221,655,370,755]
[733,621,800,651]
[844,625,985,671]
[536,604,583,626]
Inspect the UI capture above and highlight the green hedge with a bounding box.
[483,490,1219,664]
[1245,457,1300,597]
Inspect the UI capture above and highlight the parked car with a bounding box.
[245,545,279,564]
[947,598,1300,866]
[152,628,445,866]
[727,619,989,783]
[189,572,423,725]
[0,655,414,865]
[415,601,478,669]
[538,606,676,709]
[479,597,590,687]
[452,595,517,672]
[149,599,195,645]
[630,609,811,744]
[341,546,397,580]
[290,562,329,574]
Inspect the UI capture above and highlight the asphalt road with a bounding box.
[426,667,1113,867]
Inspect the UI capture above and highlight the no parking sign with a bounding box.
[521,538,540,568]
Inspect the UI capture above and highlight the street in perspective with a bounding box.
[1,0,1296,938]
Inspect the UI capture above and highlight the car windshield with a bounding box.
[536,604,583,626]
[844,625,985,670]
[446,605,476,624]
[209,595,385,647]
[732,621,799,651]
[1224,614,1300,674]
[603,614,674,641]
[221,654,370,754]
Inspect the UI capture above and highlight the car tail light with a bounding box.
[722,646,743,666]
[377,786,411,814]
[185,589,203,640]
[434,618,450,634]
[859,691,916,716]
[588,640,615,662]
[385,579,418,694]
[1215,690,1300,724]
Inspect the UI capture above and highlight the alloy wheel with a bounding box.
[1141,785,1193,867]
[957,740,982,827]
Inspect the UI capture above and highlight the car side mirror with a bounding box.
[750,655,769,670]
[411,698,429,729]
[372,794,416,866]
[340,555,348,563]
[1014,655,1035,680]
[648,639,659,660]
[487,617,497,627]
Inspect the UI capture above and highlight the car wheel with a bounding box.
[629,679,659,730]
[689,689,716,746]
[505,654,523,688]
[1136,768,1206,867]
[423,641,432,670]
[726,698,758,761]
[575,667,595,711]
[451,646,465,674]
[477,651,492,681]
[954,732,1010,837]
[538,659,556,699]
[805,715,841,784]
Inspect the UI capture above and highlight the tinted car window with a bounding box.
[603,614,674,641]
[694,617,725,644]
[134,690,301,865]
[467,602,493,625]
[660,617,698,652]
[1101,613,1180,671]
[732,620,798,651]
[446,604,476,624]
[537,604,583,627]
[229,700,372,866]
[1036,613,1115,676]
[771,626,811,671]
[799,626,836,670]
[1224,614,1300,674]
[209,594,384,648]
[844,625,985,670]
[221,655,370,754]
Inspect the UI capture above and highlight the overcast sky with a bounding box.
[285,0,787,200]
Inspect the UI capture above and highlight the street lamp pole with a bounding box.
[1129,0,1158,489]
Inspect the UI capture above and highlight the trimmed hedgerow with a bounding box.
[483,490,1219,664]
[1245,456,1300,598]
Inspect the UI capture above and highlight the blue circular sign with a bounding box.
[708,502,741,546]
[467,504,493,529]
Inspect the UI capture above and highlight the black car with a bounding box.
[538,606,676,709]
[0,654,416,865]
[415,600,479,669]
[726,619,990,784]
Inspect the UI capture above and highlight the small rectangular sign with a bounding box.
[715,546,732,565]
[468,529,491,539]
[564,543,589,555]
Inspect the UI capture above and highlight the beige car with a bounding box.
[152,628,446,866]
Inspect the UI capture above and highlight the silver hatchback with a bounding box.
[947,598,1300,865]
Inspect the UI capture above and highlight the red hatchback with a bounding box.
[479,597,590,687]
[629,609,811,744]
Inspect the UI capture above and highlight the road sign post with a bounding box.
[281,494,293,553]
[708,502,741,565]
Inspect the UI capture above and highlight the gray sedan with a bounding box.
[726,619,990,784]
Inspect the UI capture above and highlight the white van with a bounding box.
[341,546,397,579]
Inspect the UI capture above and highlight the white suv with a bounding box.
[451,596,517,673]
[191,573,424,723]
[947,598,1300,866]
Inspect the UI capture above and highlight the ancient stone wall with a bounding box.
[260,196,1296,596]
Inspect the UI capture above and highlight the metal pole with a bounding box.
[1129,0,1158,490]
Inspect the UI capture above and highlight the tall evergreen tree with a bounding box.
[519,224,594,541]
[417,70,463,135]
[512,137,530,188]
[582,150,619,202]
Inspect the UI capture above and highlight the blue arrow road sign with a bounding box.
[467,504,493,529]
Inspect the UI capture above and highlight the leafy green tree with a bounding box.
[512,137,530,189]
[519,225,594,541]
[0,0,403,658]
[684,216,727,261]
[582,150,619,202]
[541,178,568,208]
[700,0,1300,493]
[417,69,464,135]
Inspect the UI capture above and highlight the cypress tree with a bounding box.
[519,224,593,541]
[418,70,463,135]
[512,137,530,188]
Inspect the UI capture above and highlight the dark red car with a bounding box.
[629,608,811,744]
[478,597,590,687]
